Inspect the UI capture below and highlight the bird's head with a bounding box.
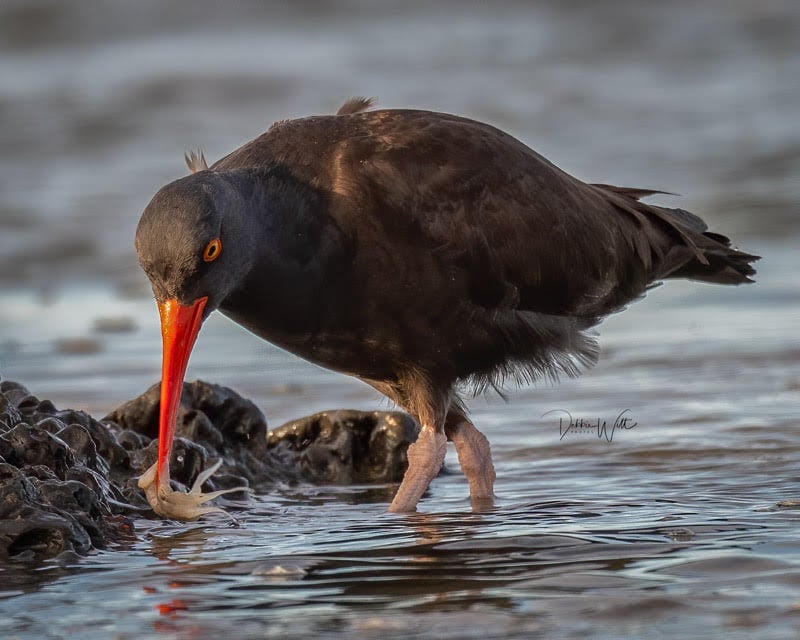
[135,171,256,490]
[135,172,257,313]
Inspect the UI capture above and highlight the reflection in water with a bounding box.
[59,484,795,639]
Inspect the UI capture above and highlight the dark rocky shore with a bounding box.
[0,379,418,561]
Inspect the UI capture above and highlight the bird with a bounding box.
[134,97,758,519]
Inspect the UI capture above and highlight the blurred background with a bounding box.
[0,0,797,413]
[1,3,799,638]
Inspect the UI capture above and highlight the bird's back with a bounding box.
[212,104,757,389]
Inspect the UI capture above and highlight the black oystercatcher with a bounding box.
[135,97,758,519]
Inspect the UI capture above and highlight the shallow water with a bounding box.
[1,1,799,638]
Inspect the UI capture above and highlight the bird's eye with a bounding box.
[203,237,222,262]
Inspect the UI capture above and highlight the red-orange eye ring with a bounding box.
[203,237,222,262]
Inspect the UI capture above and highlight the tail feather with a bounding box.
[591,182,758,291]
[661,206,707,233]
[659,206,759,285]
[667,241,759,285]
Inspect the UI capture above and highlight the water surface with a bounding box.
[0,1,798,638]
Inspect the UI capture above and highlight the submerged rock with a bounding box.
[0,378,418,560]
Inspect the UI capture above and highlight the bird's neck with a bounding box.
[219,167,350,345]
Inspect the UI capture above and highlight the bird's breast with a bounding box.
[219,291,404,382]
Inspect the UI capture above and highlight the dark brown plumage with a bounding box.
[135,98,758,517]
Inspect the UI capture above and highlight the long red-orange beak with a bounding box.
[155,296,208,489]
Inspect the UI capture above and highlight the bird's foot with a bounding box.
[388,426,447,513]
[447,419,496,507]
[138,459,248,521]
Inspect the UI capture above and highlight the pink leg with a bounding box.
[446,419,496,502]
[389,425,447,513]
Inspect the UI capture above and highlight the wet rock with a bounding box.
[108,380,269,456]
[0,393,23,431]
[107,380,273,486]
[0,377,418,561]
[135,436,213,490]
[0,380,31,408]
[34,417,66,435]
[0,387,136,561]
[56,423,101,471]
[267,410,419,484]
[106,380,416,488]
[0,423,75,479]
[0,464,96,559]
